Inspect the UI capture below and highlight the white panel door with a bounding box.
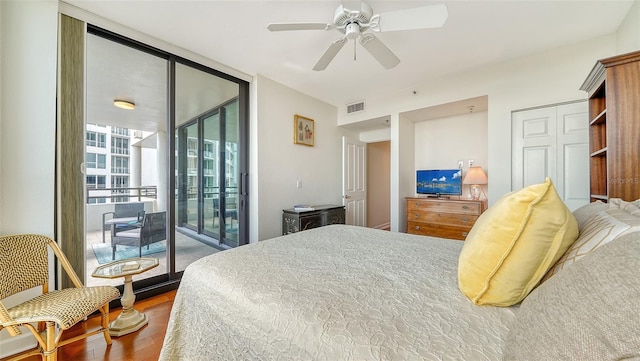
[512,101,589,210]
[343,136,366,226]
[556,102,590,210]
[512,106,556,189]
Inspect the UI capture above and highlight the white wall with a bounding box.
[390,113,415,232]
[414,112,488,171]
[255,75,355,240]
[0,0,57,235]
[414,111,488,199]
[360,127,390,143]
[0,0,3,232]
[617,0,640,53]
[0,0,58,356]
[340,35,618,231]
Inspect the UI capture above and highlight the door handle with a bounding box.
[344,195,351,199]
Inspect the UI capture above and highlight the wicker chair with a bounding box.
[0,234,120,361]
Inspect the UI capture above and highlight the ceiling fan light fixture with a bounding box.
[267,1,447,71]
[114,99,135,110]
[345,23,361,40]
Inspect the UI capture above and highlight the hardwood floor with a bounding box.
[3,290,176,361]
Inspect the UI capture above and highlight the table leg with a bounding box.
[108,274,149,337]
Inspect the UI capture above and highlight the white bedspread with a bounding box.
[159,225,517,360]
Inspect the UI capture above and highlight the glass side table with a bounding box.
[92,257,159,336]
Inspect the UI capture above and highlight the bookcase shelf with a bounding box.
[581,50,640,202]
[589,109,606,125]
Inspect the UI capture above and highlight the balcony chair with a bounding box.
[111,211,166,260]
[0,234,120,361]
[102,202,145,243]
[213,198,238,228]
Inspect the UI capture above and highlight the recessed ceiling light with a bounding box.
[114,99,135,110]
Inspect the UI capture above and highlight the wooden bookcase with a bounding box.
[580,50,640,202]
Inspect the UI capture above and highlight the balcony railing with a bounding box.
[86,186,157,203]
[88,185,241,203]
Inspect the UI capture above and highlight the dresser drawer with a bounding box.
[406,199,482,215]
[407,221,471,240]
[406,211,479,227]
[405,197,487,241]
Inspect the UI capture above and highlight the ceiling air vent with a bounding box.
[347,101,365,114]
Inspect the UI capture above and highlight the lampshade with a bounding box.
[463,166,488,185]
[114,99,135,110]
[464,166,487,200]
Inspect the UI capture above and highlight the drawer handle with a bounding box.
[462,232,468,237]
[414,213,420,218]
[462,218,469,223]
[462,205,469,210]
[414,226,420,230]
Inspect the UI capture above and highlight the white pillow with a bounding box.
[544,199,640,280]
[571,200,608,230]
[609,197,640,216]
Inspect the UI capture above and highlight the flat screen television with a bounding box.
[417,169,463,196]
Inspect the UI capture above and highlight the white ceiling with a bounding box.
[69,0,633,126]
[86,31,241,133]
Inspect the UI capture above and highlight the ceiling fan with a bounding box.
[267,2,448,71]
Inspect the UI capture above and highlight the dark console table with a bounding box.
[282,205,345,235]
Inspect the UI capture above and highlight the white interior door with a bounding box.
[512,101,589,210]
[512,106,557,189]
[555,102,590,210]
[343,136,366,226]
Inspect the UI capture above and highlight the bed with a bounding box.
[159,225,517,360]
[160,181,640,360]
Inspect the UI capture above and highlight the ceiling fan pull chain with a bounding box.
[354,40,357,61]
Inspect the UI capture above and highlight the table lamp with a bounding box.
[463,166,488,200]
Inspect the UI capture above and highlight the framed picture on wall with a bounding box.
[294,114,314,146]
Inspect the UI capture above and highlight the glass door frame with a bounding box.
[171,57,249,250]
[176,99,240,247]
[86,25,250,303]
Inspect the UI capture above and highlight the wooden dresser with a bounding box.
[405,197,487,240]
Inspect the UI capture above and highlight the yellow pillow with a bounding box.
[458,178,578,306]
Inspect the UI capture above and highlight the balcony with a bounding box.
[85,228,220,287]
[85,187,224,287]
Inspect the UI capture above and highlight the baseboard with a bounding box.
[372,222,391,231]
[0,332,37,359]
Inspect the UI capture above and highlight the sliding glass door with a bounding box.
[84,30,171,287]
[175,63,242,262]
[81,25,249,292]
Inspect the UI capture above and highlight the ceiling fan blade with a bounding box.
[313,38,348,71]
[376,4,448,32]
[267,23,331,31]
[359,34,400,69]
